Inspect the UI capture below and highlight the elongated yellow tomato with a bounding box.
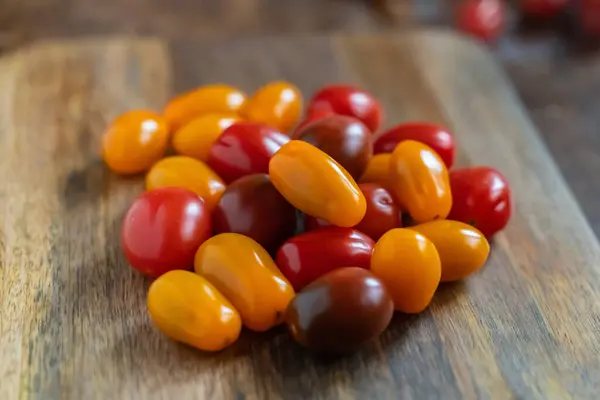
[410,220,490,282]
[389,140,452,223]
[370,228,441,313]
[172,113,241,161]
[194,233,295,332]
[241,81,302,133]
[269,140,366,227]
[359,153,392,188]
[147,270,242,352]
[145,156,226,211]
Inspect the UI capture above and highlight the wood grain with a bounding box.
[1,32,600,399]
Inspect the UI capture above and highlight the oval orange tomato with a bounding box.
[172,113,241,161]
[241,81,302,133]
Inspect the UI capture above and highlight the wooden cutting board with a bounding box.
[1,32,600,400]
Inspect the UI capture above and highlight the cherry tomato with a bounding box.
[145,156,226,212]
[285,267,393,354]
[359,153,392,188]
[456,0,506,42]
[101,110,169,175]
[172,113,241,162]
[373,122,455,169]
[241,81,303,133]
[520,0,571,17]
[308,84,383,133]
[207,122,290,183]
[194,233,295,332]
[269,140,366,227]
[212,174,297,254]
[448,166,511,238]
[164,84,246,131]
[304,183,401,241]
[410,220,490,282]
[370,228,441,314]
[147,270,242,351]
[275,227,374,291]
[581,0,600,37]
[122,187,212,278]
[294,115,373,179]
[291,102,336,138]
[389,140,452,223]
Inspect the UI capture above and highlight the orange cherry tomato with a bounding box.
[145,156,226,211]
[269,140,366,227]
[147,270,242,352]
[359,153,392,188]
[172,113,241,162]
[194,233,295,332]
[241,81,302,133]
[101,110,169,175]
[389,140,452,223]
[410,220,490,282]
[164,85,246,131]
[370,228,441,314]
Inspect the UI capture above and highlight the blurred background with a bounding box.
[2,0,599,234]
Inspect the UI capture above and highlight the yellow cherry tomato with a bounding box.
[194,233,295,332]
[269,140,366,227]
[370,228,441,313]
[147,270,242,352]
[359,153,392,188]
[164,85,246,131]
[172,113,241,162]
[145,156,226,211]
[389,140,452,223]
[241,81,302,133]
[410,220,490,282]
[101,110,170,175]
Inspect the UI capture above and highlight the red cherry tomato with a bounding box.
[207,122,290,183]
[448,166,511,238]
[457,0,506,42]
[373,122,455,168]
[520,0,571,17]
[305,183,402,241]
[292,102,336,138]
[275,227,375,291]
[581,0,600,37]
[308,85,383,133]
[121,187,212,278]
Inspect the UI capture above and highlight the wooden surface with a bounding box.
[1,32,600,399]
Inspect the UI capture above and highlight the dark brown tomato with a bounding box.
[285,267,393,355]
[212,174,297,253]
[295,115,373,179]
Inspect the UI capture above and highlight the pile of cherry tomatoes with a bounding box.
[457,0,600,42]
[102,81,511,355]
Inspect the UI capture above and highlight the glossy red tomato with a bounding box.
[207,122,290,183]
[305,183,402,241]
[275,227,375,291]
[212,174,298,253]
[520,0,571,17]
[456,0,506,42]
[448,166,511,238]
[292,102,336,138]
[121,187,212,278]
[295,115,373,179]
[373,122,455,168]
[581,0,600,37]
[308,85,383,133]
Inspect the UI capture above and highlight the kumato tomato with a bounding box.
[207,122,289,183]
[101,110,169,175]
[194,233,295,332]
[292,102,335,138]
[520,0,571,17]
[371,228,441,313]
[410,220,490,282]
[285,268,393,354]
[122,187,212,278]
[448,166,511,238]
[164,84,246,131]
[581,0,600,37]
[269,140,366,227]
[241,81,303,133]
[275,227,375,291]
[308,84,383,133]
[147,270,242,352]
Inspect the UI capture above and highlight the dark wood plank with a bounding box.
[2,32,600,399]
